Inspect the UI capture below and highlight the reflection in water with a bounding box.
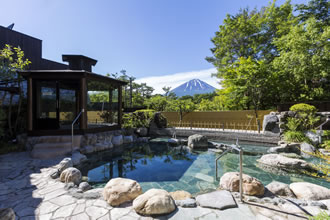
[80,140,330,194]
[83,143,197,185]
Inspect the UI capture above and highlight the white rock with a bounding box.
[58,158,73,173]
[60,167,82,185]
[112,135,123,146]
[103,178,142,206]
[187,134,208,149]
[79,182,92,192]
[257,154,315,172]
[71,152,87,166]
[219,172,265,196]
[289,182,330,201]
[305,131,320,145]
[133,189,176,215]
[266,181,295,197]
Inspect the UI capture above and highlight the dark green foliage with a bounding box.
[123,110,155,129]
[284,131,309,143]
[296,0,329,25]
[289,103,320,131]
[207,0,330,110]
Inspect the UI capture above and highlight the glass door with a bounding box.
[58,81,79,129]
[34,80,79,130]
[35,80,59,130]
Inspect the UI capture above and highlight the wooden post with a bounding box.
[118,86,123,128]
[27,77,33,132]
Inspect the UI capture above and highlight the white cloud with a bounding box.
[136,68,221,94]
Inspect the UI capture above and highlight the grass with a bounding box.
[308,211,330,220]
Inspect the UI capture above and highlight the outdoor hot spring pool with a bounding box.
[77,138,330,194]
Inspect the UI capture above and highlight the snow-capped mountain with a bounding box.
[170,79,216,97]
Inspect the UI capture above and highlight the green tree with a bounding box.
[206,1,297,109]
[166,99,196,125]
[296,0,329,25]
[145,95,168,112]
[0,45,31,137]
[272,17,330,102]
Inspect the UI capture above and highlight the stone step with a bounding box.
[35,135,83,147]
[31,147,71,159]
[33,142,73,150]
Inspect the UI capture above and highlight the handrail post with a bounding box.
[71,109,84,155]
[239,147,243,203]
[215,139,244,203]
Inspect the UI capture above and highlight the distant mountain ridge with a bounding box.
[171,79,216,97]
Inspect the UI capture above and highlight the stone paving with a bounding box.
[0,152,328,220]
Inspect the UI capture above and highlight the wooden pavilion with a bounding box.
[19,55,127,136]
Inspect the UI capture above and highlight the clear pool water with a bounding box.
[79,139,330,195]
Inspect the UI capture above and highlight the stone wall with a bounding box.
[174,129,279,145]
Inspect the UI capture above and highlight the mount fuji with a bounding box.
[170,79,216,97]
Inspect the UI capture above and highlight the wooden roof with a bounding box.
[18,70,128,86]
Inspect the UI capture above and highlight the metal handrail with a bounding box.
[316,118,330,144]
[71,109,84,154]
[215,138,244,202]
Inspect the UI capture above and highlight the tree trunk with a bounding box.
[7,93,13,137]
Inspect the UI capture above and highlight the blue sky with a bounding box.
[1,0,308,93]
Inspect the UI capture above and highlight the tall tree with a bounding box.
[296,0,329,25]
[206,1,298,110]
[272,17,330,102]
[0,45,31,137]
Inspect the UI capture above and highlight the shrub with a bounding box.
[286,118,301,131]
[322,130,330,139]
[321,140,330,150]
[289,103,319,131]
[123,109,155,129]
[290,103,317,115]
[308,211,330,220]
[284,131,308,143]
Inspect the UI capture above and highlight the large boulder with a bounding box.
[149,112,167,129]
[304,131,320,145]
[112,135,123,146]
[263,113,279,133]
[266,181,295,197]
[71,152,87,166]
[188,134,208,149]
[267,143,300,154]
[103,178,142,206]
[169,190,192,200]
[81,145,94,154]
[320,148,330,157]
[257,154,316,173]
[60,167,82,185]
[300,142,316,158]
[196,190,237,210]
[219,172,265,196]
[123,135,133,144]
[133,189,176,215]
[289,182,330,201]
[135,127,148,137]
[0,208,15,220]
[58,158,73,173]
